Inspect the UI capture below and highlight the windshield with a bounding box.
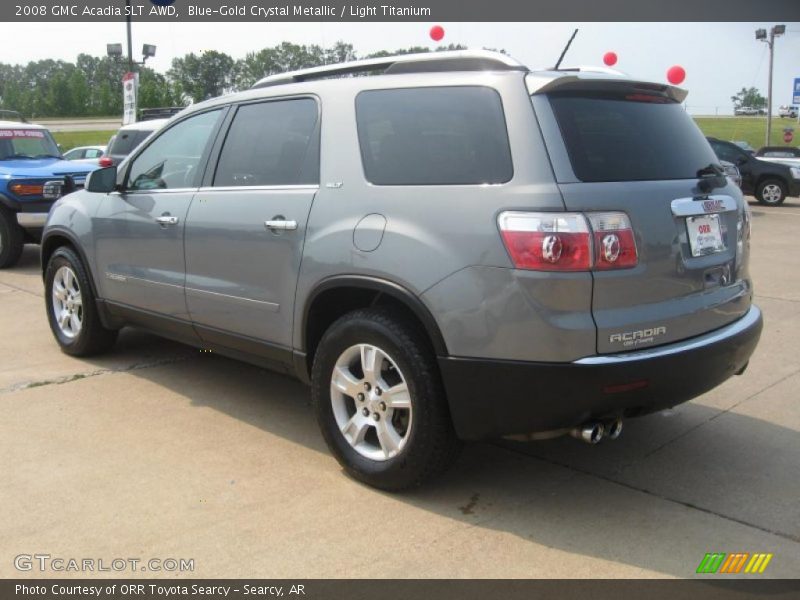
[547,92,719,182]
[0,129,61,159]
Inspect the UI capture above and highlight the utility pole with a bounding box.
[756,25,785,146]
[125,0,134,72]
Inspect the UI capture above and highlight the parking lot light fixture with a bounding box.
[757,24,786,146]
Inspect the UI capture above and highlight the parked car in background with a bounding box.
[755,146,800,167]
[100,119,168,167]
[41,51,762,490]
[720,160,742,188]
[734,106,759,116]
[731,140,756,155]
[0,117,98,267]
[63,145,106,164]
[708,136,800,205]
[778,105,797,119]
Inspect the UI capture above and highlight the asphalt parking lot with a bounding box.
[1,198,799,579]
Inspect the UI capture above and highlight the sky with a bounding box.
[1,21,798,114]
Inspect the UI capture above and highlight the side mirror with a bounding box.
[86,166,118,193]
[736,156,749,166]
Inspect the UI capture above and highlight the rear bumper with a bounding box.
[439,305,763,440]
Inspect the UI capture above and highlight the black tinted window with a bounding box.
[549,93,719,182]
[710,141,746,164]
[213,98,319,187]
[356,87,513,185]
[111,129,154,157]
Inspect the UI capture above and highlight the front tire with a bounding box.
[756,179,787,206]
[0,207,24,269]
[44,246,118,356]
[311,307,461,490]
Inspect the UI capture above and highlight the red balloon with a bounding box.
[430,25,445,42]
[603,52,618,67]
[667,65,686,85]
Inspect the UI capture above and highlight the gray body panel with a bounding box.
[94,189,194,319]
[184,186,317,347]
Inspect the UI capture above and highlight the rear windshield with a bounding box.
[548,92,718,182]
[356,86,513,185]
[110,129,152,157]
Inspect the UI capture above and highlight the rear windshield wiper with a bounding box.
[0,153,34,160]
[33,154,63,159]
[696,163,727,194]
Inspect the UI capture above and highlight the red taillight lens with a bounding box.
[498,212,591,271]
[98,156,113,168]
[587,212,638,270]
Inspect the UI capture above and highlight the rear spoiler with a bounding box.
[526,72,688,103]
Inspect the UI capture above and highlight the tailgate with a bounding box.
[531,81,752,354]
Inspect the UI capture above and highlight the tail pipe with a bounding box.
[570,421,604,444]
[604,418,623,440]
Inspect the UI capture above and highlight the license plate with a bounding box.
[686,214,725,257]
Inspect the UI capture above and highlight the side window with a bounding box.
[712,142,743,164]
[86,149,102,159]
[127,110,222,191]
[355,86,513,185]
[213,98,319,187]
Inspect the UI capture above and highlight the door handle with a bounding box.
[264,219,298,232]
[156,215,179,226]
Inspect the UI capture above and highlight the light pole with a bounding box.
[756,24,785,146]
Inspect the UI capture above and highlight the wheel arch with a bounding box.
[41,228,99,298]
[300,276,449,378]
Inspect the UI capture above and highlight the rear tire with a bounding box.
[311,307,461,491]
[756,179,787,206]
[44,246,118,356]
[0,207,24,269]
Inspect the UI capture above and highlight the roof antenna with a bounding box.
[553,28,579,70]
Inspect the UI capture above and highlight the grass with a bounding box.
[693,117,798,150]
[52,130,116,152]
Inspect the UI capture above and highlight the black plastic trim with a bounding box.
[302,275,448,356]
[440,308,763,441]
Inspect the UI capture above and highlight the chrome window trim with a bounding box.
[196,184,319,193]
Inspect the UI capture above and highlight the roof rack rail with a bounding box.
[251,50,528,89]
[0,109,28,123]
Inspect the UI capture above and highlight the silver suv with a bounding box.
[41,51,762,490]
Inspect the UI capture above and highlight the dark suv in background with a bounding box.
[707,137,800,205]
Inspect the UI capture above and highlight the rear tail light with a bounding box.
[498,211,637,272]
[498,212,591,271]
[98,156,113,168]
[587,212,638,270]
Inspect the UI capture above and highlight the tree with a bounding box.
[731,87,766,109]
[168,50,235,103]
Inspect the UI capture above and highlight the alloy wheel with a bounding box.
[52,265,83,338]
[329,343,413,461]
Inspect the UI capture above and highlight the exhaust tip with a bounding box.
[571,422,604,444]
[604,418,623,440]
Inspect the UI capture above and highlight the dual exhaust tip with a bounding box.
[570,418,623,444]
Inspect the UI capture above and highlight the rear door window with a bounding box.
[213,98,319,187]
[356,86,513,185]
[548,92,719,182]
